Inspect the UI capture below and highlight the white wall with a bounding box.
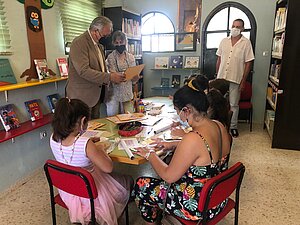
[0,0,66,192]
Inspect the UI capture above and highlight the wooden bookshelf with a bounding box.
[0,113,53,143]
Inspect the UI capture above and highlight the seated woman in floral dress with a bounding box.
[132,78,231,224]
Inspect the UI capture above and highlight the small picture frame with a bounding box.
[161,78,170,87]
[154,57,169,69]
[171,75,181,88]
[184,56,200,68]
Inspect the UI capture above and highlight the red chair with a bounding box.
[164,162,245,225]
[239,81,253,131]
[44,159,129,225]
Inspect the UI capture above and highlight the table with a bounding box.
[94,97,176,165]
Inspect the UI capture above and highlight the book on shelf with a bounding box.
[0,104,20,131]
[171,75,181,88]
[34,59,51,80]
[24,99,43,121]
[0,59,17,86]
[47,93,60,113]
[154,57,169,69]
[56,57,69,77]
[184,56,200,68]
[274,7,287,31]
[161,78,170,87]
[169,55,183,68]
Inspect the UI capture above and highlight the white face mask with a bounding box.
[231,27,241,37]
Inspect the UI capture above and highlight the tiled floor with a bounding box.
[0,124,299,225]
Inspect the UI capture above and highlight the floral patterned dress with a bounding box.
[132,132,229,223]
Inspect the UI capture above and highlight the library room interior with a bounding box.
[0,0,299,225]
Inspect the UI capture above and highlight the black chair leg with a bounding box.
[250,108,253,132]
[125,204,129,225]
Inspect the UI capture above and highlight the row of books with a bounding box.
[127,41,142,57]
[122,18,141,38]
[0,58,68,87]
[272,33,285,54]
[0,94,60,132]
[154,56,200,69]
[274,7,287,31]
[270,62,281,80]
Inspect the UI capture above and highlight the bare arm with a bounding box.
[239,60,253,91]
[216,56,221,75]
[137,133,204,183]
[86,140,113,173]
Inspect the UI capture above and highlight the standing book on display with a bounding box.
[34,59,51,80]
[47,93,60,113]
[0,104,20,131]
[56,58,69,77]
[0,59,17,86]
[169,55,183,68]
[154,57,169,69]
[24,99,43,121]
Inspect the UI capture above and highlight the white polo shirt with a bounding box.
[216,35,255,84]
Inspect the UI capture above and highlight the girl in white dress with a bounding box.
[50,98,132,225]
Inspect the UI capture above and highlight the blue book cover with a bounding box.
[0,59,17,86]
[0,104,20,131]
[169,55,183,69]
[24,99,43,121]
[47,94,60,113]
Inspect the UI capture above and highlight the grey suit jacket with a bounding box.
[66,31,110,107]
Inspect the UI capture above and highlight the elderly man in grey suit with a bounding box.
[66,16,126,119]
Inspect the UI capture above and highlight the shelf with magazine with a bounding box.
[264,0,300,150]
[0,113,53,143]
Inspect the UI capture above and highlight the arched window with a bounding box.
[141,12,175,52]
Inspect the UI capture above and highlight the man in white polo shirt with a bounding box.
[216,18,255,137]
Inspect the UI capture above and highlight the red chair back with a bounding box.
[240,82,252,101]
[44,159,98,199]
[198,162,245,212]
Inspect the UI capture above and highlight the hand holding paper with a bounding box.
[124,64,145,80]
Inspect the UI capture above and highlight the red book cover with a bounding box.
[24,99,43,121]
[56,58,68,77]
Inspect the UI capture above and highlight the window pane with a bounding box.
[243,31,250,39]
[207,8,228,31]
[154,13,173,33]
[229,7,251,29]
[158,34,174,51]
[142,35,151,51]
[207,32,228,49]
[151,35,159,52]
[142,17,155,34]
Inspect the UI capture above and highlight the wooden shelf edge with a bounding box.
[0,77,67,92]
[0,114,53,143]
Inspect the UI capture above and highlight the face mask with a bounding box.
[177,108,190,127]
[115,45,126,54]
[231,27,241,37]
